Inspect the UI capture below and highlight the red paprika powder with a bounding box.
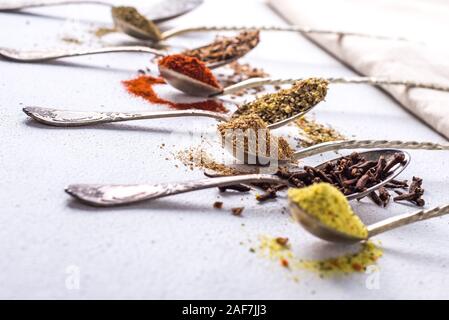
[123,75,228,113]
[158,54,221,89]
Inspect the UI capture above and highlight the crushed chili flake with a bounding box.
[231,207,244,216]
[280,258,290,268]
[213,201,223,209]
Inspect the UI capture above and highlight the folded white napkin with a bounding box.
[268,0,449,139]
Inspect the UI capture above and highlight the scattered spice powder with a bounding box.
[111,6,161,41]
[182,30,260,65]
[218,114,294,161]
[123,75,227,112]
[300,241,383,276]
[158,54,222,88]
[93,27,117,38]
[288,183,369,239]
[295,117,345,147]
[175,147,239,175]
[258,235,383,278]
[234,78,329,124]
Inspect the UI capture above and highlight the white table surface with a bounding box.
[1,0,448,299]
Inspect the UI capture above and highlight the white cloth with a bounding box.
[268,0,449,139]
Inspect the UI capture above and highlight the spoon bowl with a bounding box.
[291,197,449,244]
[145,0,204,24]
[290,201,364,243]
[158,65,222,97]
[111,7,162,41]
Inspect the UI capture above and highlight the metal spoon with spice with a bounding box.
[65,149,409,207]
[237,137,449,165]
[0,31,260,69]
[154,25,414,42]
[289,183,449,243]
[161,74,449,98]
[23,78,328,129]
[0,0,203,40]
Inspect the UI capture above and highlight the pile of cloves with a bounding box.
[225,151,425,208]
[392,176,425,206]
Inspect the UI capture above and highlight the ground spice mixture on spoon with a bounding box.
[158,54,222,88]
[218,114,294,161]
[111,6,161,41]
[182,30,261,64]
[288,183,369,239]
[234,78,329,124]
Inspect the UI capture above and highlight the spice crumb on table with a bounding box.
[231,207,245,216]
[257,235,383,278]
[213,201,223,209]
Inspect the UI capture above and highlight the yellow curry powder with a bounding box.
[288,183,368,239]
[300,241,383,276]
[258,236,383,277]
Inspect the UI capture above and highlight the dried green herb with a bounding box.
[295,117,345,147]
[111,6,161,41]
[234,78,329,124]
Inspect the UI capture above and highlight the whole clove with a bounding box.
[254,151,425,209]
[393,176,425,206]
[368,191,383,207]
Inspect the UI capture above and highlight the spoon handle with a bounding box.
[221,77,449,96]
[368,204,449,237]
[0,46,164,62]
[66,174,281,207]
[161,25,411,42]
[23,107,228,127]
[294,140,449,159]
[0,0,110,11]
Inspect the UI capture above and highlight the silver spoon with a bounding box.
[155,25,413,42]
[1,2,158,40]
[22,101,315,130]
[0,44,246,69]
[161,75,449,98]
[290,200,449,244]
[23,74,449,128]
[65,149,408,207]
[0,0,204,37]
[240,139,449,166]
[21,106,449,158]
[0,46,228,69]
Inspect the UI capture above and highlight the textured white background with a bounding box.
[0,0,448,299]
